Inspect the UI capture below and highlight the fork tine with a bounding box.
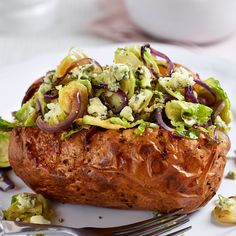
[138,216,190,236]
[112,209,183,235]
[165,225,192,236]
[113,214,189,236]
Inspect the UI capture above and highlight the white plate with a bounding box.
[0,43,236,236]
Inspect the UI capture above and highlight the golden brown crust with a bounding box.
[9,127,230,213]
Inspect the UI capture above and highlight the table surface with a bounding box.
[0,0,235,69]
[0,2,235,235]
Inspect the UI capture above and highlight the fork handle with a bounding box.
[0,220,78,236]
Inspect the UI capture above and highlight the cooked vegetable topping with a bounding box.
[120,106,134,122]
[0,131,10,168]
[0,117,17,131]
[0,131,15,192]
[226,171,236,180]
[0,44,231,140]
[88,97,108,119]
[141,44,174,78]
[159,67,195,100]
[165,101,213,128]
[3,193,53,223]
[213,195,236,224]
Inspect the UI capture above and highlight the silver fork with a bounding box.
[0,209,191,236]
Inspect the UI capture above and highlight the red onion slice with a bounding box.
[149,46,174,75]
[203,118,213,127]
[93,83,109,89]
[83,126,98,151]
[0,168,15,192]
[35,99,44,115]
[94,84,128,114]
[149,65,161,79]
[21,77,44,105]
[11,111,17,117]
[141,45,160,78]
[185,86,199,103]
[214,128,231,148]
[101,89,128,114]
[36,92,81,133]
[169,132,184,140]
[155,107,174,132]
[194,79,216,100]
[213,100,225,120]
[155,108,183,139]
[44,89,59,100]
[141,44,174,78]
[59,57,103,79]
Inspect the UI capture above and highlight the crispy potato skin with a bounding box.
[9,127,230,213]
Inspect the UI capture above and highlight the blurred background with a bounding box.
[0,0,236,67]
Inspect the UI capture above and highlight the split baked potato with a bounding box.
[3,44,232,213]
[9,126,229,213]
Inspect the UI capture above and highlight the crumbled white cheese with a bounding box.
[136,66,152,88]
[17,193,36,209]
[159,66,195,100]
[129,89,153,113]
[171,67,195,87]
[214,115,230,132]
[216,195,236,212]
[110,63,129,82]
[72,64,94,79]
[87,97,108,119]
[94,64,130,92]
[129,92,147,113]
[44,103,64,124]
[30,215,51,224]
[161,67,195,89]
[120,106,134,122]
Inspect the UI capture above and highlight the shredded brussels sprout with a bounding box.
[0,45,231,139]
[4,193,53,223]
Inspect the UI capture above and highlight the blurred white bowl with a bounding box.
[125,0,236,44]
[0,0,58,34]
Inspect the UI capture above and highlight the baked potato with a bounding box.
[9,126,229,213]
[3,44,232,213]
